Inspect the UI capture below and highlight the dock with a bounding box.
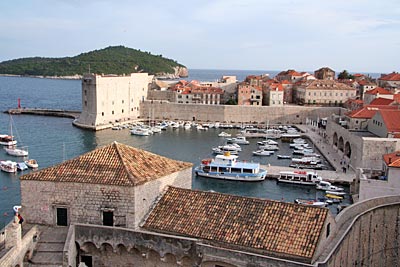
[5,108,81,119]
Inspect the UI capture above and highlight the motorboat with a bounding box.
[0,160,17,173]
[196,125,207,130]
[325,193,343,201]
[259,144,279,151]
[195,152,267,182]
[326,190,346,196]
[130,127,151,136]
[316,181,344,192]
[278,170,323,185]
[291,157,321,165]
[257,139,278,145]
[277,155,292,159]
[17,162,28,171]
[218,132,232,137]
[4,146,29,157]
[294,199,327,208]
[292,138,307,144]
[212,144,241,154]
[25,159,39,168]
[0,134,17,146]
[252,149,274,156]
[226,136,249,145]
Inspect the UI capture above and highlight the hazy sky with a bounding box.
[1,0,399,73]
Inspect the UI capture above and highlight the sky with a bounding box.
[0,0,399,73]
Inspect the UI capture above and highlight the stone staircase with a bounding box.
[26,226,68,267]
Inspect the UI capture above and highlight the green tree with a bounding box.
[338,70,354,80]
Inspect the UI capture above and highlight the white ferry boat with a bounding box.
[278,170,322,185]
[195,152,267,182]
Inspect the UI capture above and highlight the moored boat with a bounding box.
[0,160,17,173]
[252,149,274,156]
[17,162,28,171]
[0,134,17,146]
[294,199,327,208]
[218,131,231,137]
[4,146,29,157]
[316,181,344,192]
[277,155,292,159]
[226,136,249,145]
[25,159,39,168]
[278,170,322,185]
[195,152,267,182]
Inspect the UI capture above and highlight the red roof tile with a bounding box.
[369,98,395,106]
[20,142,192,186]
[346,105,398,119]
[365,87,393,95]
[378,110,400,133]
[143,187,328,262]
[383,151,400,168]
[379,72,400,81]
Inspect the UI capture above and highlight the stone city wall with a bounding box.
[140,101,341,125]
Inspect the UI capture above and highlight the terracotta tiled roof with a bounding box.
[378,110,400,133]
[379,72,400,81]
[143,187,328,262]
[383,151,400,168]
[365,87,392,95]
[369,98,394,106]
[20,142,192,186]
[346,105,398,118]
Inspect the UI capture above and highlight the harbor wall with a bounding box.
[140,101,341,125]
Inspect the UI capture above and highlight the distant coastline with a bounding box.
[0,73,82,80]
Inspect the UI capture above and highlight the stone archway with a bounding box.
[345,141,352,158]
[333,132,338,147]
[338,136,344,152]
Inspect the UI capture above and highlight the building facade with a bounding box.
[74,73,153,130]
[294,80,356,106]
[314,67,335,80]
[237,83,262,106]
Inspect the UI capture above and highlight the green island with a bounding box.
[0,45,186,77]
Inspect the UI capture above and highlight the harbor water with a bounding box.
[0,71,350,227]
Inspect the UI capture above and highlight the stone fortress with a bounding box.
[2,71,400,266]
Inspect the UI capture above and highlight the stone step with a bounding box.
[35,242,65,252]
[29,251,63,265]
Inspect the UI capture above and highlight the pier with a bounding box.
[5,108,81,119]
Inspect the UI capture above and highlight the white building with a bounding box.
[74,73,153,130]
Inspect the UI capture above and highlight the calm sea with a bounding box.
[0,69,349,227]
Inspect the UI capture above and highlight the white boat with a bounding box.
[259,144,279,151]
[252,149,274,156]
[196,125,207,130]
[0,134,17,146]
[278,170,322,185]
[183,123,191,130]
[294,199,327,208]
[227,136,249,145]
[0,160,17,173]
[277,155,292,159]
[257,139,278,145]
[25,159,39,168]
[17,162,28,171]
[316,181,344,192]
[195,152,267,182]
[292,138,307,144]
[130,128,151,136]
[212,144,242,153]
[4,146,29,157]
[291,157,321,165]
[212,148,239,155]
[150,126,162,133]
[218,132,232,137]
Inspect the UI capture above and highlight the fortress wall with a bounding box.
[140,101,340,125]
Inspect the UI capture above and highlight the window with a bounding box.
[103,211,114,226]
[326,223,331,238]
[122,109,124,113]
[122,100,124,104]
[131,108,133,111]
[84,90,87,96]
[84,101,87,106]
[112,101,114,105]
[112,111,114,115]
[101,112,104,116]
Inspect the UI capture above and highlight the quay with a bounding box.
[5,108,81,119]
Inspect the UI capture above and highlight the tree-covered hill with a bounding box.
[0,46,186,77]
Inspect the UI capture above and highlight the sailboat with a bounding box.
[4,115,29,157]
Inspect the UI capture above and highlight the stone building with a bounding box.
[263,83,284,106]
[237,83,262,106]
[74,73,153,130]
[172,80,224,105]
[363,87,393,105]
[368,109,400,138]
[20,142,193,229]
[294,80,356,106]
[378,72,400,92]
[314,67,335,80]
